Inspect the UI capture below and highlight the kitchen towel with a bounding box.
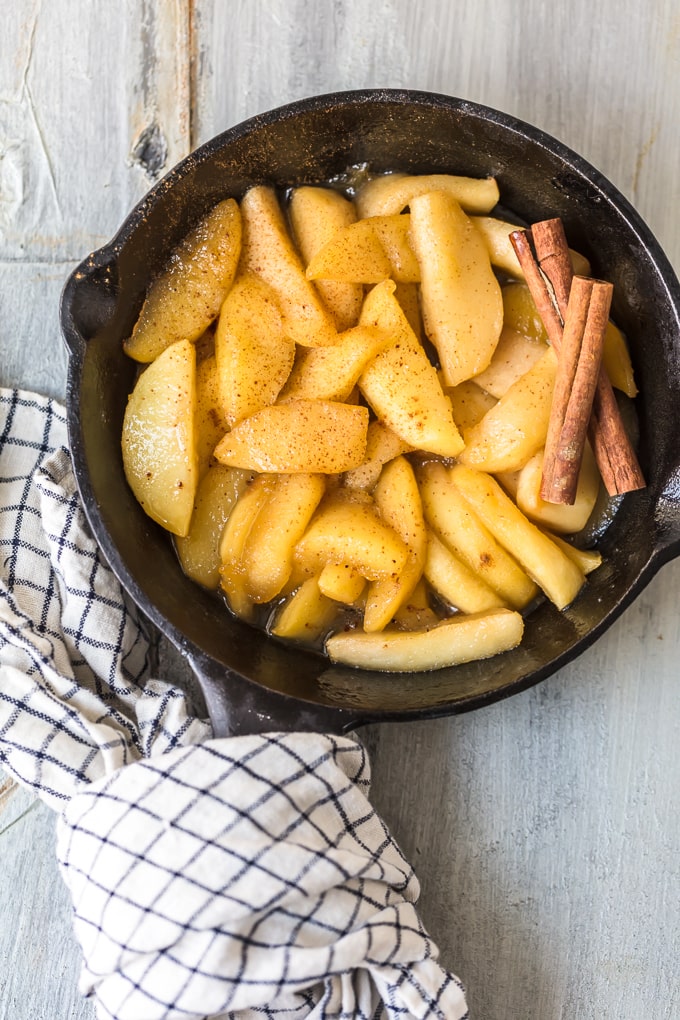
[0,387,469,1020]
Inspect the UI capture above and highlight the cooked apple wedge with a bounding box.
[214,274,295,426]
[472,216,591,279]
[194,353,230,477]
[541,531,603,575]
[459,347,558,473]
[417,460,538,609]
[306,218,392,282]
[214,399,369,474]
[280,325,392,402]
[121,339,198,536]
[472,327,546,399]
[124,199,242,363]
[289,185,363,331]
[218,475,274,619]
[242,472,326,603]
[294,490,408,581]
[446,379,497,432]
[175,463,252,589]
[501,282,549,342]
[358,279,464,457]
[424,531,506,614]
[450,464,586,610]
[515,445,600,534]
[270,576,338,641]
[325,608,524,672]
[603,321,638,397]
[355,173,500,218]
[363,457,426,632]
[239,185,337,347]
[306,215,420,283]
[318,562,367,604]
[342,420,414,492]
[409,190,504,387]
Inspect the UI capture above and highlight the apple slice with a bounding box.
[121,339,198,536]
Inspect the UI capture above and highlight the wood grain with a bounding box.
[1,1,679,1018]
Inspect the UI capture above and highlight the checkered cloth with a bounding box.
[0,387,469,1020]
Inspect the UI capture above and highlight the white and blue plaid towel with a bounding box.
[0,387,469,1020]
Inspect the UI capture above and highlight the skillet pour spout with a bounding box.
[61,90,680,737]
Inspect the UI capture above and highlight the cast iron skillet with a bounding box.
[61,90,680,738]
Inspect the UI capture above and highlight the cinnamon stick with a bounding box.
[588,381,646,495]
[510,223,645,496]
[530,218,573,313]
[508,228,564,350]
[540,277,612,504]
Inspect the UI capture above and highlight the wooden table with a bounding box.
[2,3,679,1017]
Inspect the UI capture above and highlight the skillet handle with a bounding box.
[647,427,680,565]
[187,650,365,738]
[61,250,120,355]
[653,489,680,566]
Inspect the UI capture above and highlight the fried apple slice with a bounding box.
[450,464,585,610]
[289,185,363,331]
[417,460,538,609]
[280,325,392,402]
[194,353,230,477]
[472,216,591,279]
[318,563,366,604]
[306,215,420,283]
[355,173,500,218]
[122,339,198,536]
[325,608,524,672]
[219,475,274,619]
[363,457,426,632]
[424,531,506,614]
[369,215,421,282]
[458,347,558,472]
[446,379,497,432]
[294,490,409,581]
[541,531,603,574]
[603,321,638,397]
[270,576,338,641]
[409,191,503,387]
[175,463,251,589]
[214,400,369,474]
[239,185,337,347]
[515,444,600,534]
[305,218,392,282]
[501,281,549,342]
[214,274,295,426]
[342,420,414,492]
[242,472,326,603]
[125,199,242,363]
[472,327,546,399]
[392,578,440,631]
[358,280,464,457]
[393,281,423,340]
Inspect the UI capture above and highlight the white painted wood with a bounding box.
[0,800,94,1020]
[0,0,190,264]
[2,0,680,1017]
[0,264,72,400]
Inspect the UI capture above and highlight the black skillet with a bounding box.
[60,90,680,738]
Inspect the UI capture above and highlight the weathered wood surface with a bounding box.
[1,2,680,1018]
